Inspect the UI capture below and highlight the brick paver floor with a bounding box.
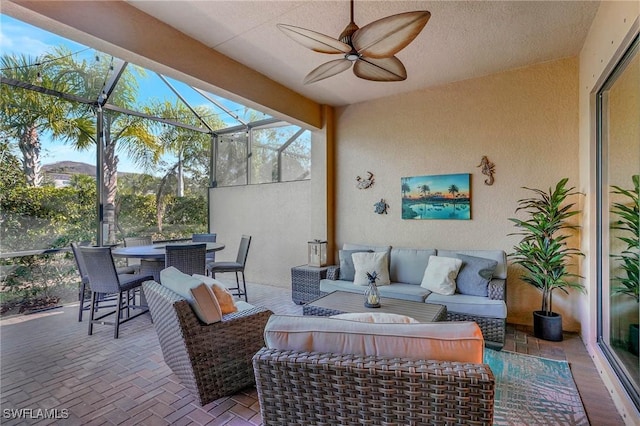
[0,281,623,425]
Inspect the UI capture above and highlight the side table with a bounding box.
[291,264,329,305]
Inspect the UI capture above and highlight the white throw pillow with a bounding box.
[351,251,391,286]
[331,312,419,323]
[420,256,462,295]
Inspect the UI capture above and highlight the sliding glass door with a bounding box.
[597,34,640,409]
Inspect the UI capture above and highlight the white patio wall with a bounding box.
[209,180,311,288]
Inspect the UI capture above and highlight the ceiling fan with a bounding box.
[277,0,430,84]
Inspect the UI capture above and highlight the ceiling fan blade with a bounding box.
[353,56,407,82]
[304,58,353,84]
[277,24,351,54]
[352,11,431,59]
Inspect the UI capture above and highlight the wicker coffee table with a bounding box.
[303,291,447,322]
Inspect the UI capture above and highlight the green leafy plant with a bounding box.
[611,175,639,303]
[509,178,585,315]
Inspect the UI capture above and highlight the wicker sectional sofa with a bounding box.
[319,244,508,349]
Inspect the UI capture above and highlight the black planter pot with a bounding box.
[533,311,563,341]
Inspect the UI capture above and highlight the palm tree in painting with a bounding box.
[448,184,459,212]
[401,178,410,199]
[419,184,430,216]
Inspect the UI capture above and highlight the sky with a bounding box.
[403,173,471,199]
[0,14,269,174]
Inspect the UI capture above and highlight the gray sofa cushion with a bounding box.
[320,279,431,303]
[339,249,372,281]
[390,247,436,284]
[455,254,499,297]
[426,293,507,319]
[437,249,507,279]
[343,243,391,257]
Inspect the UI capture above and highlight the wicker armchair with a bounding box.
[143,280,273,406]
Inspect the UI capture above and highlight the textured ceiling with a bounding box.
[127,1,599,107]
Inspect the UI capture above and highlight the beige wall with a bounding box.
[209,120,331,288]
[210,180,311,287]
[335,57,581,330]
[578,1,640,423]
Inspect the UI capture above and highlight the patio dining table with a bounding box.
[112,242,225,281]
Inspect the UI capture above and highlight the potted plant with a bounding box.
[509,178,585,341]
[610,175,639,355]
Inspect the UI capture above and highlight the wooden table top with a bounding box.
[304,291,447,323]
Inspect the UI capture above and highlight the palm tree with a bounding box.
[418,184,430,217]
[46,47,162,243]
[0,52,80,187]
[448,184,459,211]
[401,178,410,198]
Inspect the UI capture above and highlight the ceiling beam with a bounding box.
[5,0,324,129]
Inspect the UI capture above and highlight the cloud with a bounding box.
[0,19,55,57]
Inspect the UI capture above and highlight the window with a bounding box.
[596,34,639,409]
[214,123,311,187]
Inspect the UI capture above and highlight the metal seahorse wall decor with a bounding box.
[477,156,495,185]
[356,171,375,189]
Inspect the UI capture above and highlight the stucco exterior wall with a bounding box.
[578,1,640,423]
[335,57,581,330]
[209,180,311,288]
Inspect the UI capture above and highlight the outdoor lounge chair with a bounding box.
[142,280,272,405]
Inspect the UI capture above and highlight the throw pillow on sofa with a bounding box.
[420,255,462,295]
[193,274,239,314]
[351,251,391,286]
[339,249,373,281]
[455,254,498,297]
[160,267,223,324]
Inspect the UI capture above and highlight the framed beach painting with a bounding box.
[401,173,471,220]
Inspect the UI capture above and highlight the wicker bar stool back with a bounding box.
[207,235,251,301]
[191,233,217,266]
[78,246,152,338]
[165,243,207,276]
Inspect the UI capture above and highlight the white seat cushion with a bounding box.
[427,293,508,318]
[264,315,484,363]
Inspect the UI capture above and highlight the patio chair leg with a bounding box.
[78,280,86,322]
[88,291,97,335]
[241,271,248,302]
[115,291,124,339]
